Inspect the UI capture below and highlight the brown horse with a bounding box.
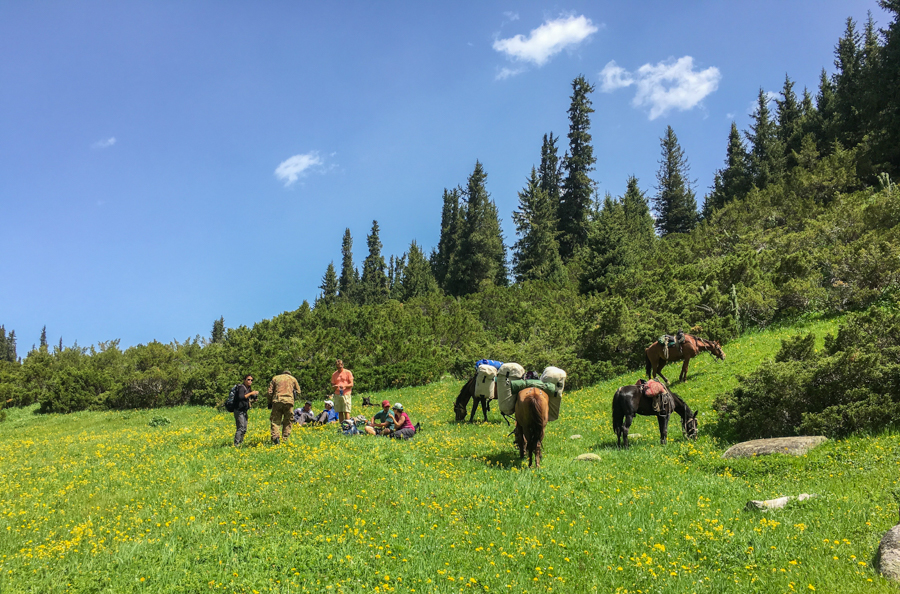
[514,387,549,468]
[645,334,725,384]
[611,385,698,448]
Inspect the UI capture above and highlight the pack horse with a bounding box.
[644,333,725,384]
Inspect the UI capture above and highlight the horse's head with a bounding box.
[710,341,725,361]
[682,410,699,440]
[453,402,467,422]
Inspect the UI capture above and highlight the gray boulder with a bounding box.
[575,453,601,462]
[876,524,900,582]
[722,436,827,459]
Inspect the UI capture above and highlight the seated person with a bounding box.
[315,400,339,424]
[293,401,316,426]
[365,399,396,435]
[387,402,416,439]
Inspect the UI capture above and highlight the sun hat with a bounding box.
[392,402,403,411]
[381,399,390,407]
[324,399,334,407]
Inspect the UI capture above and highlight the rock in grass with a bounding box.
[745,493,815,511]
[575,453,601,462]
[570,434,582,440]
[722,436,827,459]
[877,524,900,581]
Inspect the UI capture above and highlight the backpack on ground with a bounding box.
[224,384,241,412]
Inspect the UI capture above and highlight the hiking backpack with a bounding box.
[224,384,241,412]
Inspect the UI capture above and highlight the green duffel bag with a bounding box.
[509,379,557,396]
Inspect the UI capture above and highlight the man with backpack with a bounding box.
[232,374,258,447]
[268,370,301,445]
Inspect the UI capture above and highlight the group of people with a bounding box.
[231,358,415,446]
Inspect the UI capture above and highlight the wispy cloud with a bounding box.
[92,137,116,149]
[599,56,721,120]
[503,11,519,22]
[496,66,527,80]
[274,151,325,187]
[493,15,598,67]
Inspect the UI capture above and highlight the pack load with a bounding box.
[540,366,567,422]
[224,384,240,412]
[474,364,498,400]
[475,359,503,370]
[509,379,557,396]
[496,362,526,415]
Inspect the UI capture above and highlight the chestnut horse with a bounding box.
[611,385,698,448]
[514,387,549,468]
[644,334,725,384]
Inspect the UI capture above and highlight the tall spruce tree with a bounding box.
[39,326,48,350]
[832,17,865,150]
[338,228,358,301]
[559,76,597,261]
[653,126,698,236]
[445,161,508,296]
[0,326,6,363]
[6,330,15,363]
[318,262,338,306]
[814,69,838,153]
[872,1,900,175]
[776,75,803,169]
[539,133,562,206]
[511,167,565,284]
[707,122,752,212]
[398,240,438,301]
[431,187,462,291]
[359,220,389,305]
[746,88,783,189]
[211,317,225,344]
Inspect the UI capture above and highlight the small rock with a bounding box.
[570,434,582,440]
[746,493,815,511]
[575,453,601,462]
[628,434,642,438]
[723,436,827,459]
[877,524,900,581]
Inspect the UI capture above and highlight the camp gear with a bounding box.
[541,367,567,422]
[509,379,557,396]
[474,359,503,370]
[496,362,525,415]
[474,364,497,401]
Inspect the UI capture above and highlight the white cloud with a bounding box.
[274,152,324,186]
[503,11,519,22]
[493,15,598,67]
[92,137,116,148]
[496,66,526,80]
[599,56,720,120]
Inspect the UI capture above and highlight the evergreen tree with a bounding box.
[398,241,438,301]
[318,262,338,306]
[653,126,698,236]
[872,1,900,175]
[40,326,48,350]
[559,76,597,261]
[746,88,783,189]
[621,175,656,244]
[445,161,508,296]
[431,187,462,290]
[511,167,565,284]
[539,133,562,206]
[338,228,358,301]
[707,122,752,212]
[832,17,865,149]
[6,330,15,363]
[814,69,838,152]
[0,326,6,363]
[776,75,803,168]
[211,317,225,344]
[359,220,389,305]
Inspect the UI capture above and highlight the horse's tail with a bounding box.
[612,388,623,436]
[524,392,547,454]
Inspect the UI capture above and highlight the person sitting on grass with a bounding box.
[387,403,416,439]
[365,399,395,435]
[293,401,316,426]
[316,400,339,424]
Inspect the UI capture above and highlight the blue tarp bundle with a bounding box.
[475,359,503,370]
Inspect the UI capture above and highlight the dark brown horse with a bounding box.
[514,387,549,468]
[644,334,725,384]
[453,375,495,422]
[611,385,698,448]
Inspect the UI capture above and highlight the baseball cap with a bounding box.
[381,399,390,407]
[324,399,334,407]
[392,402,403,411]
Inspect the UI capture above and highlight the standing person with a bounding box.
[330,359,354,423]
[365,399,396,435]
[233,374,258,447]
[388,403,416,439]
[268,370,301,445]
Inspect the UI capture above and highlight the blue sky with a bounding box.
[0,0,885,351]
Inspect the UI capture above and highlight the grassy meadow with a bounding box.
[1,315,899,593]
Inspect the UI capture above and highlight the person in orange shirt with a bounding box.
[330,359,354,423]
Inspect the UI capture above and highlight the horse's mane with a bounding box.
[669,392,693,418]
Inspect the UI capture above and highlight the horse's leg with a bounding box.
[657,414,669,445]
[680,359,690,382]
[656,362,670,385]
[514,424,525,459]
[622,414,633,449]
[482,397,489,422]
[469,397,480,422]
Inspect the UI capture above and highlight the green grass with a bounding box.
[1,314,899,593]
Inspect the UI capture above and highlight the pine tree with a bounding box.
[359,220,389,305]
[398,241,438,301]
[338,228,358,301]
[445,161,508,296]
[746,88,783,189]
[0,326,6,363]
[833,17,865,149]
[511,167,565,284]
[40,326,48,350]
[318,262,338,306]
[814,69,838,153]
[871,1,900,175]
[621,175,656,244]
[707,122,752,212]
[539,133,562,206]
[6,330,15,363]
[776,75,803,169]
[559,76,597,261]
[653,126,698,236]
[431,187,462,290]
[210,317,225,344]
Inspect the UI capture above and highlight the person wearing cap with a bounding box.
[388,402,416,439]
[316,399,339,424]
[365,399,396,435]
[268,370,301,445]
[330,359,354,423]
[293,401,316,426]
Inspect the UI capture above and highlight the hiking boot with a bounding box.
[414,422,421,432]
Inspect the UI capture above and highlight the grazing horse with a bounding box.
[645,334,725,384]
[611,385,698,449]
[514,387,549,468]
[453,375,495,422]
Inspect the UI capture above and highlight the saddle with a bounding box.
[657,330,686,360]
[637,379,673,416]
